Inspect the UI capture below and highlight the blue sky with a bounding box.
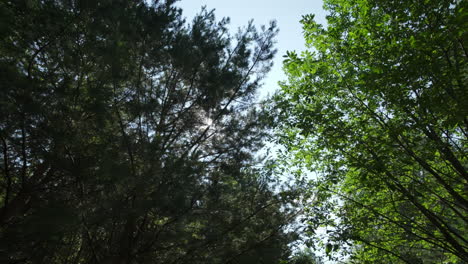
[175,0,327,98]
[175,1,330,258]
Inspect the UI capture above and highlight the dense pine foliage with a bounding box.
[0,1,301,263]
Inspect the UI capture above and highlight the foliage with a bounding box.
[0,0,299,263]
[275,0,468,262]
[287,248,323,264]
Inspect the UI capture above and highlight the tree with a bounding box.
[287,248,323,264]
[274,0,467,262]
[0,0,299,263]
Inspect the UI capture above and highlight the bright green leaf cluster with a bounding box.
[274,0,468,262]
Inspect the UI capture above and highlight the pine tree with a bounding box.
[0,1,298,263]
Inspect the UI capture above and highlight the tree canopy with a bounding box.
[3,0,467,263]
[0,0,301,263]
[275,0,467,262]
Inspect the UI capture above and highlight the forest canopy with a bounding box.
[275,0,467,262]
[0,0,304,263]
[1,0,467,263]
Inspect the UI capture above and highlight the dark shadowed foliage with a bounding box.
[0,0,300,263]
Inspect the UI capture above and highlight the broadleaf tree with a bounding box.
[0,0,301,263]
[274,0,467,262]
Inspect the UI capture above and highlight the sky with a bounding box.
[175,1,330,259]
[175,0,327,99]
